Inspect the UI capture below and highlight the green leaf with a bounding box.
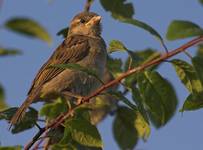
[171,59,203,94]
[12,108,38,134]
[131,87,149,124]
[137,71,178,128]
[192,56,203,84]
[100,0,166,49]
[52,144,77,150]
[134,49,161,65]
[199,0,203,5]
[106,56,123,78]
[116,17,166,49]
[0,48,22,56]
[124,49,161,87]
[46,127,65,145]
[0,84,7,110]
[65,118,103,148]
[5,17,52,44]
[73,107,92,122]
[87,69,117,125]
[124,48,160,70]
[76,143,103,150]
[56,121,72,145]
[196,44,203,57]
[40,98,67,119]
[0,107,18,120]
[108,40,127,53]
[50,63,104,84]
[180,57,203,112]
[0,146,22,150]
[113,106,138,150]
[134,111,151,141]
[89,94,118,125]
[100,0,134,19]
[0,107,38,133]
[52,142,102,150]
[166,20,203,40]
[108,40,137,63]
[57,27,69,38]
[54,143,74,150]
[180,93,203,112]
[55,114,102,149]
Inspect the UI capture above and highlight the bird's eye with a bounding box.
[80,19,86,23]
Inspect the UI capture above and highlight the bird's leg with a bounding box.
[62,91,83,105]
[65,100,72,111]
[62,91,81,99]
[75,97,83,105]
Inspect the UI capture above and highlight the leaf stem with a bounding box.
[183,50,193,59]
[35,122,42,130]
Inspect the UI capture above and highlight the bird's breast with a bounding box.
[79,37,107,76]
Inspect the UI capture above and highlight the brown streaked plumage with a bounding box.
[10,12,107,126]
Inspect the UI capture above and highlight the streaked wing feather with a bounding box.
[28,35,90,95]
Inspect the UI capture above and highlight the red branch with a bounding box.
[24,36,203,150]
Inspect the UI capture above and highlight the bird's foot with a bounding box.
[75,97,83,105]
[69,109,74,117]
[62,91,83,105]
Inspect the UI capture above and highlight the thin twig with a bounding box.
[43,138,51,150]
[25,114,65,149]
[24,36,203,150]
[32,138,43,150]
[183,50,193,59]
[160,40,169,53]
[128,57,133,70]
[35,123,42,130]
[24,128,46,150]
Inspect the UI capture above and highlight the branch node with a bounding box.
[35,122,42,131]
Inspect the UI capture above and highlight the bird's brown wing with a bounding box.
[28,35,90,95]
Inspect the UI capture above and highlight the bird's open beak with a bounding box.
[86,16,102,26]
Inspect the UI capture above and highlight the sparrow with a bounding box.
[10,12,107,126]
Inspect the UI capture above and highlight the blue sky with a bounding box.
[0,0,203,150]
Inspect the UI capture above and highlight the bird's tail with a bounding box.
[9,88,40,129]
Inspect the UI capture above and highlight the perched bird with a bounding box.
[10,12,107,126]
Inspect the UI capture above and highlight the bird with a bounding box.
[10,11,107,126]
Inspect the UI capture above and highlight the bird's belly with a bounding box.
[41,69,101,98]
[69,72,100,96]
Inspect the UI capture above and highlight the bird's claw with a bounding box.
[75,97,83,105]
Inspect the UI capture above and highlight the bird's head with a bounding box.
[68,12,102,37]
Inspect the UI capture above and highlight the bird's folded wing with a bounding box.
[27,35,90,95]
